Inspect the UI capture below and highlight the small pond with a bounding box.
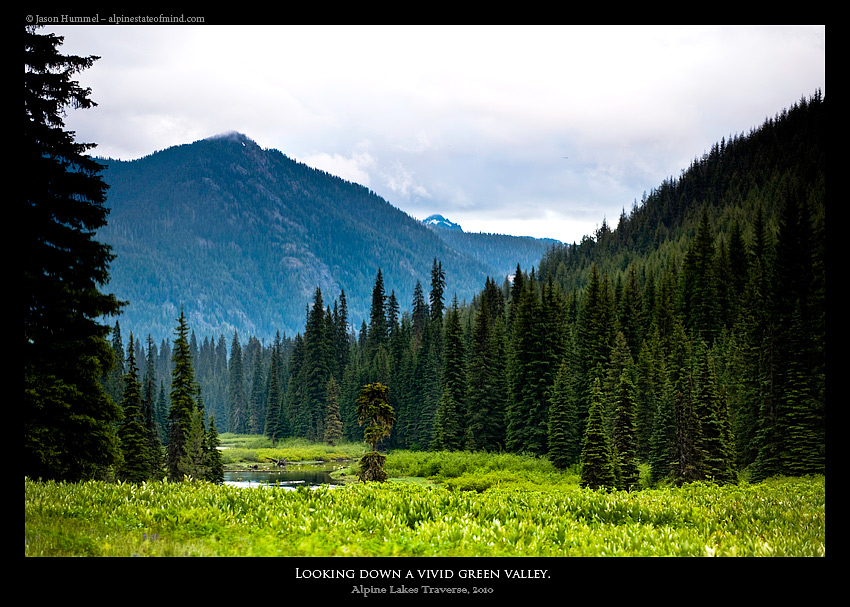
[223,461,350,490]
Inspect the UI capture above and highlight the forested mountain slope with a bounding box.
[538,91,825,295]
[424,216,559,281]
[97,133,554,341]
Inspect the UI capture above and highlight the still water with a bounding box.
[223,462,348,490]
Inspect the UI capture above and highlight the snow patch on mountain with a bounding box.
[422,214,463,232]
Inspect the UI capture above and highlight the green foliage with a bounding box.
[117,335,154,483]
[580,377,616,490]
[25,475,825,557]
[24,25,125,482]
[356,383,395,451]
[355,383,395,482]
[383,449,561,481]
[75,91,825,492]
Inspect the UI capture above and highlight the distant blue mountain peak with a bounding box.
[423,214,463,232]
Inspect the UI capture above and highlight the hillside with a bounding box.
[96,133,559,341]
[422,214,559,279]
[537,91,825,295]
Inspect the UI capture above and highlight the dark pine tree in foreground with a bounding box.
[24,25,125,482]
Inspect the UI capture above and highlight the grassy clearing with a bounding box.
[218,435,367,468]
[25,470,824,557]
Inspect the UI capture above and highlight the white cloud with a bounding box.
[45,24,825,243]
[301,148,377,187]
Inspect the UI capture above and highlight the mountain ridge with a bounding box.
[97,133,559,342]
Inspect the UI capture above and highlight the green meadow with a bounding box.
[25,440,824,557]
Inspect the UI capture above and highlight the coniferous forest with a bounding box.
[97,91,825,491]
[26,23,824,498]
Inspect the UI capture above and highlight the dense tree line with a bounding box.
[130,92,822,489]
[26,22,823,489]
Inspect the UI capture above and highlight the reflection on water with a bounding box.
[223,462,347,490]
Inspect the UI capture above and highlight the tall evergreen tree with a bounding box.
[432,296,467,450]
[142,335,165,479]
[612,371,640,490]
[580,376,616,490]
[429,258,446,324]
[681,208,720,344]
[574,264,616,438]
[205,415,225,484]
[692,342,736,483]
[248,345,267,434]
[116,335,151,483]
[367,270,389,358]
[300,289,335,440]
[411,280,429,349]
[104,321,126,406]
[547,357,580,469]
[757,191,825,478]
[227,332,247,434]
[264,335,284,444]
[324,377,344,445]
[166,308,200,481]
[466,304,508,451]
[334,291,351,375]
[24,25,125,482]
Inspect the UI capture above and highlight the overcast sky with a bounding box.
[42,24,825,243]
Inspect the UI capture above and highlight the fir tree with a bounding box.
[264,336,284,444]
[548,358,580,469]
[334,291,351,375]
[248,346,267,434]
[649,374,677,485]
[575,264,616,436]
[227,332,247,434]
[117,335,151,483]
[692,342,735,484]
[411,280,429,349]
[105,321,126,406]
[24,25,124,482]
[367,271,389,358]
[429,258,446,324]
[580,376,616,490]
[612,371,640,490]
[432,296,467,450]
[681,208,720,344]
[205,415,225,484]
[324,377,344,446]
[141,335,165,480]
[166,308,200,481]
[466,303,508,451]
[179,405,208,481]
